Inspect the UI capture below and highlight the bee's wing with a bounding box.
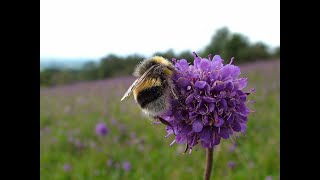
[120,65,156,101]
[120,78,139,101]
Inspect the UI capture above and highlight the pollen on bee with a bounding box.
[164,67,173,76]
[152,56,171,65]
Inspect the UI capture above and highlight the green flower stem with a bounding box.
[204,148,213,180]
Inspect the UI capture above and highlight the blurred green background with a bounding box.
[40,27,279,87]
[41,0,279,179]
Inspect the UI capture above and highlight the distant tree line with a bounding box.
[40,27,280,86]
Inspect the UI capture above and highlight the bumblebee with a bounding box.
[121,56,177,118]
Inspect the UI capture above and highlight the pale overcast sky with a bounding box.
[40,0,280,61]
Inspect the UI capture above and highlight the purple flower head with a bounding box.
[95,122,108,136]
[122,161,131,171]
[63,164,71,172]
[159,52,254,152]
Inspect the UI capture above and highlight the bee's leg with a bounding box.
[165,79,178,99]
[168,84,188,109]
[170,86,178,99]
[155,116,176,136]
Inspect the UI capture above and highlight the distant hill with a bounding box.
[40,58,99,71]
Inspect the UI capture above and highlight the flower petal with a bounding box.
[177,77,191,88]
[232,121,241,132]
[220,128,230,139]
[201,140,211,148]
[194,57,202,69]
[220,64,241,79]
[213,135,221,146]
[219,99,228,109]
[199,58,211,71]
[240,123,247,133]
[214,118,224,127]
[213,81,225,91]
[204,84,211,94]
[202,115,209,125]
[196,99,204,109]
[195,81,207,89]
[199,105,208,115]
[211,55,223,69]
[237,78,247,90]
[199,127,211,140]
[208,103,215,112]
[175,59,189,71]
[210,72,218,80]
[192,120,204,132]
[175,134,186,144]
[212,132,221,145]
[189,111,198,120]
[185,93,194,104]
[225,81,234,91]
[203,96,215,103]
[227,114,235,124]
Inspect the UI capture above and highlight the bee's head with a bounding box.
[133,56,175,77]
[152,56,172,66]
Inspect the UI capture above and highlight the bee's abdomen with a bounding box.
[136,86,163,108]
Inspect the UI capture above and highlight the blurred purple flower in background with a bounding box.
[161,52,254,153]
[265,176,273,180]
[113,136,119,143]
[94,170,100,176]
[43,126,51,134]
[64,106,71,114]
[249,161,255,169]
[111,118,118,125]
[227,161,236,170]
[107,159,113,167]
[229,143,236,153]
[51,137,58,144]
[74,139,85,150]
[95,122,108,136]
[63,164,71,172]
[122,161,131,171]
[130,132,136,139]
[118,124,127,134]
[89,142,96,148]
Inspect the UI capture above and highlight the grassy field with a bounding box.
[40,59,280,180]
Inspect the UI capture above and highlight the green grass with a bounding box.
[40,60,280,180]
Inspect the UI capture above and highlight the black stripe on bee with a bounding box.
[136,86,164,108]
